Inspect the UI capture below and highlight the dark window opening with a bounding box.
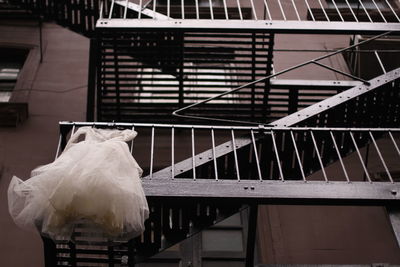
[0,47,28,102]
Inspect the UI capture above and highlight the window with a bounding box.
[0,47,28,102]
[0,47,29,126]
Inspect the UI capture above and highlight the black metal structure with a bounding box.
[6,0,99,36]
[5,0,400,265]
[94,29,274,123]
[44,66,400,265]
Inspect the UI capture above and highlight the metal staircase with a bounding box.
[4,0,99,37]
[43,65,400,266]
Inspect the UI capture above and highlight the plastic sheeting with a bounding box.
[8,127,149,241]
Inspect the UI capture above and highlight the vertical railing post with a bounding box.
[87,38,97,121]
[288,87,299,114]
[251,33,256,120]
[96,31,103,121]
[246,204,258,267]
[263,33,274,122]
[178,32,184,110]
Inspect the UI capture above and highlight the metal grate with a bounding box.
[95,29,274,123]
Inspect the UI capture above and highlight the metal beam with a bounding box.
[245,204,258,267]
[96,19,400,34]
[143,179,400,203]
[270,79,362,90]
[387,205,400,247]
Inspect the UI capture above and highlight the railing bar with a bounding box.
[384,0,400,22]
[310,131,328,182]
[55,135,62,160]
[181,0,184,19]
[167,0,170,18]
[236,0,243,20]
[358,0,372,22]
[153,0,157,19]
[349,131,372,183]
[374,50,386,73]
[211,128,219,181]
[271,63,276,76]
[344,0,358,22]
[250,0,258,20]
[123,0,128,18]
[231,129,241,181]
[330,131,350,183]
[318,0,330,21]
[369,131,393,183]
[195,0,199,19]
[149,126,155,179]
[223,0,229,19]
[130,126,135,153]
[138,0,143,19]
[59,122,400,132]
[192,127,196,180]
[371,0,387,22]
[251,130,262,181]
[209,0,214,20]
[159,34,393,122]
[171,127,175,179]
[108,0,115,19]
[389,131,400,157]
[331,0,344,21]
[271,130,284,181]
[305,0,315,21]
[277,0,287,20]
[312,61,370,84]
[263,0,272,20]
[291,0,301,21]
[141,0,154,10]
[99,1,103,19]
[290,131,306,181]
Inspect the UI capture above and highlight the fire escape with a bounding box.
[5,0,400,265]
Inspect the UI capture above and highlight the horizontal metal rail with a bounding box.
[142,179,400,202]
[97,19,400,33]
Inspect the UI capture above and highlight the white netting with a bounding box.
[8,127,149,241]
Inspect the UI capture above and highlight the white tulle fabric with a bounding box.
[8,127,149,241]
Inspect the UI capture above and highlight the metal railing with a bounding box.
[58,122,400,183]
[102,0,400,22]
